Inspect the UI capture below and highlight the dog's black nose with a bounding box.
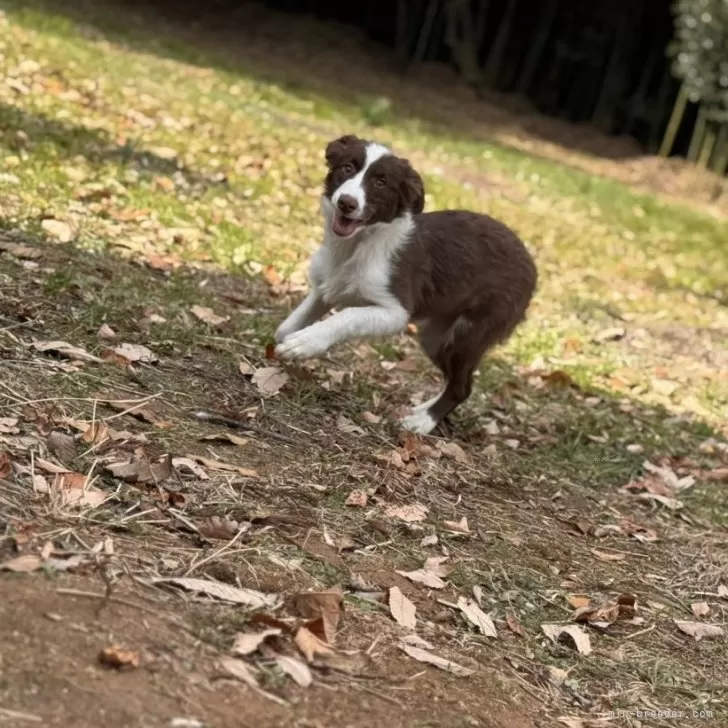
[337,194,358,215]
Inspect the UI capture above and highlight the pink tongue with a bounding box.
[333,214,358,237]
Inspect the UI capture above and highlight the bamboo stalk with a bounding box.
[697,123,717,168]
[711,123,728,176]
[659,84,689,158]
[687,105,707,163]
[411,0,439,67]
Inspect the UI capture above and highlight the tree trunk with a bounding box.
[659,84,688,158]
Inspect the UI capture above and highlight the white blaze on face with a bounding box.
[331,142,390,217]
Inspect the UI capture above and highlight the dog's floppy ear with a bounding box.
[400,160,425,215]
[325,134,361,168]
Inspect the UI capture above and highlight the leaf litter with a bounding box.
[154,577,280,609]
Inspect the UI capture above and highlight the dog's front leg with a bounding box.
[275,292,331,344]
[275,305,409,360]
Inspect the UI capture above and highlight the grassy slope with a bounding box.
[1,2,727,727]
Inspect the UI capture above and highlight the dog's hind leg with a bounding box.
[401,310,518,435]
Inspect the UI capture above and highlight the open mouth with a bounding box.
[332,213,364,238]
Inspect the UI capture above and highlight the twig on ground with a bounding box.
[192,409,299,445]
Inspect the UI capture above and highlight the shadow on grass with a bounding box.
[0,102,228,191]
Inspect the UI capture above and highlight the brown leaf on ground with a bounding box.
[0,554,43,572]
[572,594,636,624]
[398,643,473,677]
[171,457,210,480]
[590,548,626,562]
[251,366,289,396]
[106,454,173,485]
[0,451,11,479]
[275,655,313,688]
[104,399,167,426]
[190,305,229,327]
[506,612,527,637]
[457,597,498,637]
[238,360,255,376]
[97,324,116,340]
[567,595,591,610]
[442,517,470,535]
[396,568,446,590]
[436,441,469,464]
[220,657,288,706]
[541,624,592,655]
[345,489,368,507]
[112,343,159,364]
[618,518,658,543]
[384,503,428,523]
[690,602,710,617]
[295,589,343,643]
[98,645,140,669]
[155,577,280,609]
[361,411,381,424]
[336,415,365,435]
[193,455,258,478]
[674,620,724,641]
[32,340,103,363]
[293,625,334,663]
[198,516,243,540]
[200,432,250,447]
[231,629,281,656]
[0,417,20,434]
[52,472,107,508]
[81,422,110,444]
[389,586,416,630]
[46,430,77,464]
[41,219,73,242]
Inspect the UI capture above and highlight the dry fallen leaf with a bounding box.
[97,324,116,340]
[336,415,365,435]
[106,454,173,485]
[567,595,591,610]
[0,554,43,572]
[294,625,334,662]
[198,516,244,540]
[345,489,368,507]
[231,629,281,656]
[590,548,626,562]
[572,594,636,624]
[690,602,710,617]
[275,654,313,688]
[41,218,73,242]
[457,597,498,637]
[295,589,343,644]
[362,411,382,424]
[220,657,287,706]
[396,568,446,590]
[52,472,107,508]
[251,366,289,396]
[0,417,19,434]
[541,624,592,655]
[442,517,470,535]
[506,611,527,637]
[398,643,472,677]
[32,340,103,363]
[98,645,140,669]
[674,620,724,641]
[239,360,255,376]
[384,503,428,523]
[112,343,159,364]
[389,586,417,630]
[155,577,280,609]
[200,432,250,447]
[193,455,258,478]
[436,441,469,464]
[190,305,229,327]
[46,430,77,464]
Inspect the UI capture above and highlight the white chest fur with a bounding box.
[310,213,414,310]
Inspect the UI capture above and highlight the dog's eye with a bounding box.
[341,163,355,175]
[374,177,386,188]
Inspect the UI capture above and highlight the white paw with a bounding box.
[399,410,438,435]
[274,325,291,344]
[275,325,331,360]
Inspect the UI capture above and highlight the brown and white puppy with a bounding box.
[275,135,537,435]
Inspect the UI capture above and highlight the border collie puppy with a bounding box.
[275,135,537,435]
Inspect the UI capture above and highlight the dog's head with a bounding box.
[322,135,425,239]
